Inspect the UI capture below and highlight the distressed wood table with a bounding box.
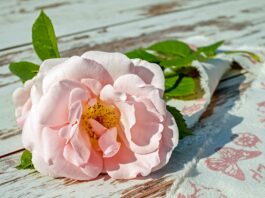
[1,0,265,197]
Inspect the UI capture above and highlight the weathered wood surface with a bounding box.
[0,0,265,197]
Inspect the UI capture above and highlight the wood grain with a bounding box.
[0,0,215,49]
[0,0,265,197]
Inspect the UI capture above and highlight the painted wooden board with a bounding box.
[0,0,220,50]
[0,0,265,197]
[1,0,265,157]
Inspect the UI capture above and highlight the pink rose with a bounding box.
[13,51,178,180]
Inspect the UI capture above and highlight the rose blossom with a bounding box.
[13,51,178,180]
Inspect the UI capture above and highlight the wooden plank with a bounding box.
[1,0,265,156]
[0,72,254,197]
[0,0,219,49]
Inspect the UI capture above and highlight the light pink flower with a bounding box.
[13,51,178,180]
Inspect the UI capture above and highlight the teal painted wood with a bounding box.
[0,0,265,197]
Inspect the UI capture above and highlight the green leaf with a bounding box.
[9,61,39,83]
[166,105,192,139]
[220,50,261,62]
[126,48,160,63]
[16,150,34,170]
[32,10,60,60]
[160,55,196,68]
[197,40,224,58]
[165,76,204,100]
[148,40,193,58]
[165,76,195,96]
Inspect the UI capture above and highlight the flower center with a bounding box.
[81,100,119,140]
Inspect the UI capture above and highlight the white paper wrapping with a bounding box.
[165,37,265,198]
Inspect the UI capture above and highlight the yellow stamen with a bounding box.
[80,100,119,140]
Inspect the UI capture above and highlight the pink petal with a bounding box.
[114,102,136,143]
[98,127,120,158]
[100,84,126,103]
[116,100,163,154]
[22,106,43,152]
[17,115,27,128]
[59,124,71,140]
[81,78,102,96]
[114,74,146,95]
[69,87,89,106]
[12,79,34,108]
[59,122,79,143]
[69,127,92,165]
[130,101,163,154]
[32,152,92,180]
[38,80,85,127]
[30,78,43,105]
[88,119,106,136]
[114,74,162,100]
[152,112,179,172]
[115,74,166,118]
[33,127,102,180]
[88,98,97,107]
[16,99,32,128]
[144,89,166,117]
[79,148,103,178]
[104,143,160,179]
[29,59,68,106]
[68,101,83,124]
[132,59,165,91]
[63,143,87,167]
[42,56,113,92]
[81,51,134,80]
[39,58,68,75]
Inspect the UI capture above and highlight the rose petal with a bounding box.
[115,100,163,154]
[132,59,165,91]
[79,148,103,179]
[12,79,34,108]
[16,99,32,128]
[22,106,43,152]
[130,102,163,152]
[32,152,91,180]
[152,112,179,172]
[98,127,120,158]
[68,101,83,124]
[33,127,101,180]
[63,142,86,167]
[38,80,85,127]
[69,127,92,165]
[59,124,71,140]
[42,56,113,92]
[81,78,102,96]
[88,119,106,136]
[115,74,166,119]
[39,58,68,75]
[31,78,43,105]
[100,84,126,103]
[104,143,160,179]
[114,74,146,95]
[81,51,134,80]
[69,87,89,106]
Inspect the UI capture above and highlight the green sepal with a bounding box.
[16,150,34,170]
